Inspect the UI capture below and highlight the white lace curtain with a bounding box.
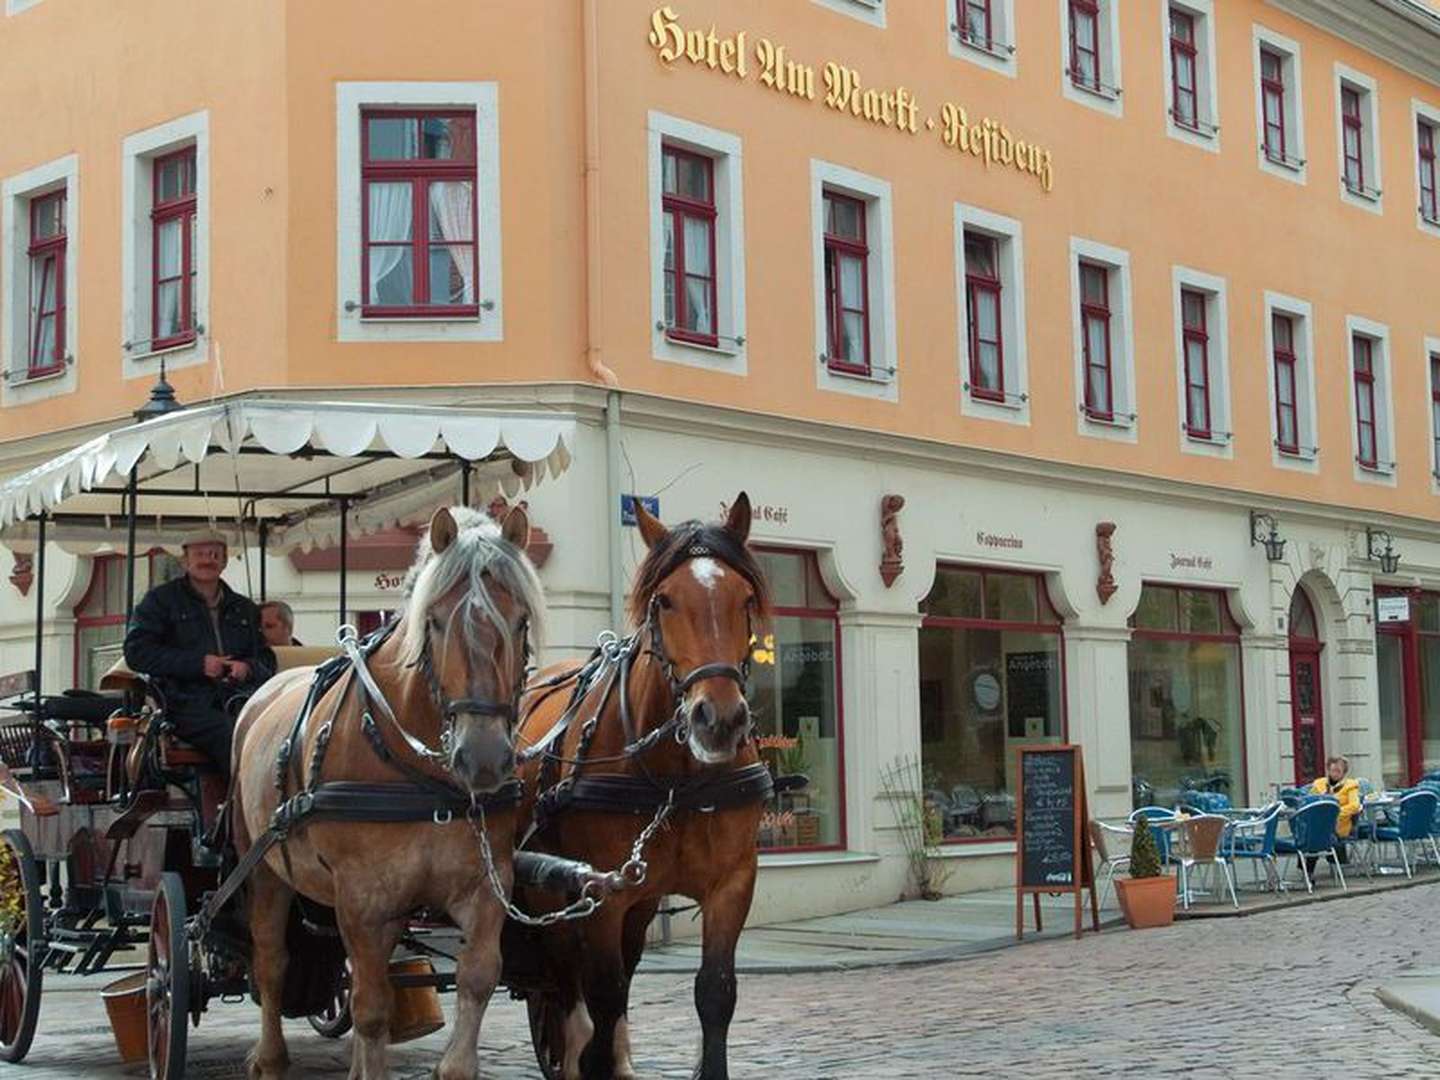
[428,181,475,304]
[367,184,413,303]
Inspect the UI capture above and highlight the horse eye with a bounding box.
[656,593,673,611]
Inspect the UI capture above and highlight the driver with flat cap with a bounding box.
[123,528,273,776]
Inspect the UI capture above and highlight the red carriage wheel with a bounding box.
[0,829,44,1064]
[526,991,567,1080]
[146,872,191,1080]
[307,969,352,1038]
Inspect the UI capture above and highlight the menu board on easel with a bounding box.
[1015,744,1099,940]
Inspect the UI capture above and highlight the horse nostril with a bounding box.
[693,698,716,730]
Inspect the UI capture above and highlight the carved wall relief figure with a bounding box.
[880,494,905,588]
[1096,522,1117,604]
[9,553,33,597]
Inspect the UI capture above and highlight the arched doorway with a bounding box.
[1287,588,1325,785]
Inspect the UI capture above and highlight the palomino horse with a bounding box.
[232,505,543,1080]
[515,492,771,1080]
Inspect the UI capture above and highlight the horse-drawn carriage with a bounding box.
[0,387,788,1080]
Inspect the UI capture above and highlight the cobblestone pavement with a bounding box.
[17,883,1440,1079]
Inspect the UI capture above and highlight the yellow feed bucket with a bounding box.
[100,972,149,1064]
[388,957,445,1044]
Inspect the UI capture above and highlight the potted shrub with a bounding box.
[1114,817,1176,929]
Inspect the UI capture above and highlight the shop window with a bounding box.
[950,0,1015,75]
[1348,323,1394,479]
[648,113,746,373]
[749,549,844,852]
[336,82,501,344]
[75,552,184,690]
[26,189,66,377]
[121,110,209,376]
[811,160,896,400]
[1376,589,1440,786]
[3,153,77,403]
[1416,106,1440,236]
[958,205,1027,423]
[1064,0,1122,116]
[1173,271,1230,455]
[1128,584,1244,810]
[1072,239,1135,439]
[1336,66,1382,211]
[919,567,1064,842]
[1165,3,1218,148]
[1253,27,1306,182]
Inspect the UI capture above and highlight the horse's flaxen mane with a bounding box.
[626,520,770,628]
[399,506,547,670]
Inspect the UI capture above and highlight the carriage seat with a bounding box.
[272,644,343,672]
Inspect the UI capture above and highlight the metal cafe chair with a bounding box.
[1371,790,1440,878]
[1088,819,1133,909]
[1274,799,1346,894]
[1173,814,1238,910]
[1221,802,1284,893]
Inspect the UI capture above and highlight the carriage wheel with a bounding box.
[0,830,44,1064]
[526,991,567,1080]
[306,970,352,1039]
[146,872,191,1080]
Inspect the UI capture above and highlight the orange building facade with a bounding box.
[3,0,1440,917]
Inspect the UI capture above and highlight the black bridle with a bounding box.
[414,615,532,756]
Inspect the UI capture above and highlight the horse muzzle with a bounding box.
[684,695,751,766]
[449,714,516,795]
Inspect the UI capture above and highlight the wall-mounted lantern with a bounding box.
[1249,511,1287,563]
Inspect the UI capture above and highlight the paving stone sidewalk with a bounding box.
[14,882,1440,1078]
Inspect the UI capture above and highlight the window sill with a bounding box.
[757,849,879,870]
[359,313,483,325]
[1170,114,1219,139]
[821,355,895,384]
[1356,460,1395,477]
[952,28,1015,62]
[1184,427,1232,445]
[934,839,1016,858]
[658,326,742,357]
[4,363,68,387]
[1263,151,1306,173]
[1080,408,1135,430]
[129,337,201,364]
[1342,182,1382,203]
[1276,444,1319,462]
[1066,72,1122,102]
[965,386,1025,410]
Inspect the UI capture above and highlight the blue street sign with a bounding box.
[621,494,659,526]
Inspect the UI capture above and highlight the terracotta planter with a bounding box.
[1115,875,1176,929]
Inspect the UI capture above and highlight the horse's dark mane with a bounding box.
[627,521,770,627]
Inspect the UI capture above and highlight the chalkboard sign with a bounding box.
[1015,744,1098,940]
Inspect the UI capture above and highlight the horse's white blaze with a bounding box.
[689,557,725,591]
[562,1000,594,1080]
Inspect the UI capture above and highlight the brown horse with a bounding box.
[232,505,543,1080]
[515,493,770,1080]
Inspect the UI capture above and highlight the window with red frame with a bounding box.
[1430,353,1440,476]
[964,232,1004,401]
[27,189,66,377]
[1080,262,1113,419]
[1273,313,1300,455]
[1420,120,1438,223]
[920,566,1065,841]
[1342,87,1366,192]
[1353,335,1378,468]
[823,191,870,374]
[960,0,992,49]
[749,548,844,852]
[661,146,718,346]
[152,147,198,350]
[1261,49,1288,162]
[1169,8,1199,129]
[361,110,478,316]
[1181,289,1211,438]
[1069,0,1101,90]
[74,551,183,690]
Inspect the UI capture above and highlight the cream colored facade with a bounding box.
[3,1,1440,920]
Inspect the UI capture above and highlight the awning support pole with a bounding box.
[461,460,473,508]
[338,497,349,626]
[32,512,47,736]
[258,520,269,601]
[123,467,140,626]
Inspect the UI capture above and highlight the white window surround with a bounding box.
[1059,0,1124,119]
[335,81,502,344]
[1171,267,1231,459]
[810,160,898,403]
[949,0,1018,79]
[1346,315,1396,485]
[1253,24,1307,184]
[1413,99,1440,239]
[1,154,78,409]
[1335,64,1383,214]
[1426,335,1440,492]
[1263,292,1319,474]
[647,112,746,376]
[812,0,886,29]
[5,0,45,14]
[1163,0,1220,152]
[1069,236,1136,443]
[955,203,1028,425]
[121,110,210,380]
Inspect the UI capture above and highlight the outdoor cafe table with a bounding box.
[1357,793,1403,876]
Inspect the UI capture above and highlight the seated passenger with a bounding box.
[123,530,273,777]
[259,600,303,647]
[1309,754,1361,862]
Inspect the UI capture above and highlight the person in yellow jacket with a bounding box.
[1310,754,1362,854]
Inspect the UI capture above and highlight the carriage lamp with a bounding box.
[133,359,186,422]
[1249,511,1287,563]
[1366,527,1401,575]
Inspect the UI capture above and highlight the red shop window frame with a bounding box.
[661,145,719,348]
[1079,261,1114,421]
[1169,8,1199,130]
[1273,313,1300,456]
[151,146,198,351]
[1342,86,1366,193]
[1420,121,1439,224]
[921,565,1068,847]
[1181,289,1212,440]
[753,546,847,855]
[823,191,871,376]
[1353,335,1378,469]
[26,189,66,378]
[360,108,480,319]
[964,233,1005,402]
[1260,49,1288,163]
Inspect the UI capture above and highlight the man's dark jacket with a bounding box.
[123,577,274,711]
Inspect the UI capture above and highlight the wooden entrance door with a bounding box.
[1288,590,1325,786]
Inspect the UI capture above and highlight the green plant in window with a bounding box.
[1129,816,1163,879]
[773,733,810,779]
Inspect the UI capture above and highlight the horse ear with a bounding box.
[429,507,458,554]
[633,496,668,550]
[500,503,530,550]
[724,491,752,542]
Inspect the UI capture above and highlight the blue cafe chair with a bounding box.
[1372,790,1440,878]
[1222,802,1284,893]
[1274,799,1345,893]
